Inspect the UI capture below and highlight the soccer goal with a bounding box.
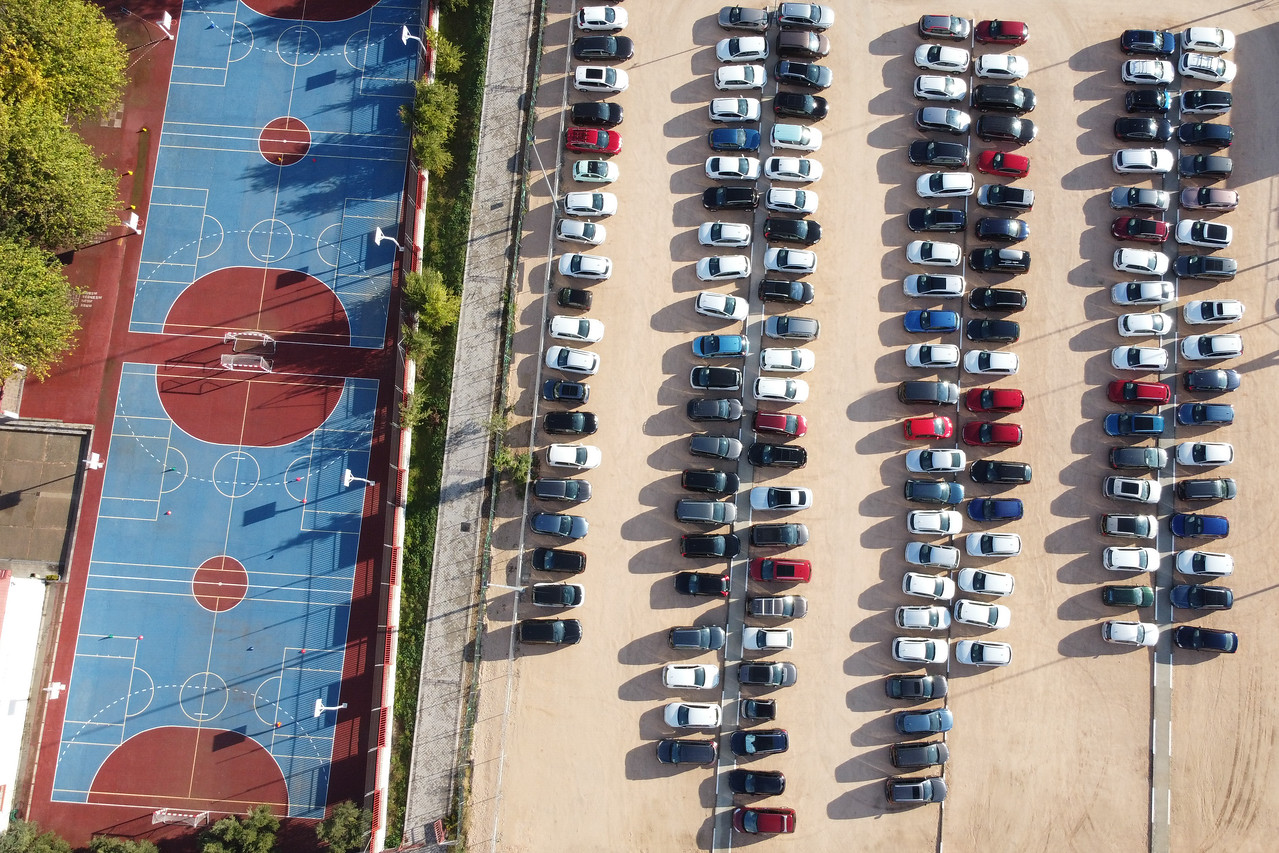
[152,808,210,827]
[223,331,276,353]
[220,354,273,372]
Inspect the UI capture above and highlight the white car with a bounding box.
[974,53,1029,80]
[1176,442,1234,467]
[906,448,966,474]
[705,156,761,181]
[742,627,794,651]
[1117,312,1170,337]
[904,546,960,572]
[531,582,584,607]
[694,291,749,321]
[907,510,963,537]
[906,240,961,267]
[765,188,819,213]
[1111,280,1174,307]
[1102,621,1159,647]
[548,316,604,343]
[558,253,612,280]
[913,43,970,73]
[545,443,602,470]
[895,605,952,631]
[765,156,823,182]
[891,636,949,665]
[759,347,815,373]
[954,599,1011,629]
[916,172,975,198]
[913,74,967,102]
[709,97,762,123]
[965,532,1021,558]
[714,64,766,91]
[573,159,619,184]
[573,65,629,93]
[955,639,1011,667]
[956,567,1014,597]
[1103,546,1159,572]
[1176,550,1233,577]
[563,191,618,217]
[1182,334,1243,361]
[663,702,721,729]
[764,248,817,274]
[771,124,822,152]
[963,350,1019,375]
[1110,346,1169,372]
[1179,52,1236,83]
[753,377,809,402]
[716,35,769,62]
[903,274,965,298]
[749,486,813,511]
[545,345,600,375]
[698,222,752,247]
[696,255,752,281]
[1121,59,1174,85]
[1176,219,1233,248]
[1112,148,1174,174]
[1113,248,1170,275]
[906,343,960,369]
[662,663,720,690]
[1181,27,1234,54]
[576,5,628,31]
[1184,300,1244,325]
[556,219,606,246]
[1104,476,1162,504]
[902,569,957,598]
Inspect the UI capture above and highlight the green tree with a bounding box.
[400,80,459,175]
[402,267,461,331]
[315,800,372,853]
[427,31,465,75]
[88,838,159,853]
[200,805,280,853]
[0,238,81,379]
[0,0,127,118]
[0,820,72,853]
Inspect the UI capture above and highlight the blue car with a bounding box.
[1170,513,1229,540]
[894,708,953,735]
[693,334,750,358]
[1177,403,1234,426]
[967,498,1023,522]
[1104,413,1165,437]
[904,310,960,333]
[708,127,761,152]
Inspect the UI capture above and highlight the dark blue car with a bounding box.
[693,334,750,358]
[904,310,960,333]
[967,498,1023,522]
[1104,413,1165,436]
[1170,513,1229,540]
[1177,403,1234,426]
[1169,584,1234,610]
[708,127,761,152]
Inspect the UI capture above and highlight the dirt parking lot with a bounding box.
[464,2,1279,850]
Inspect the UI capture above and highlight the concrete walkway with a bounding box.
[400,0,540,846]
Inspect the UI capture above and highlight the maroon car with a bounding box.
[975,19,1029,45]
[1108,380,1171,406]
[1111,216,1169,243]
[564,127,622,154]
[964,387,1024,413]
[749,558,812,583]
[733,806,796,835]
[754,411,808,437]
[962,421,1024,447]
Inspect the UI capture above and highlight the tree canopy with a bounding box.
[400,80,459,175]
[0,0,127,118]
[200,805,280,853]
[315,800,372,853]
[0,820,72,853]
[88,837,159,853]
[0,238,81,379]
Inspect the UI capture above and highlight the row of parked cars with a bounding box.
[1098,27,1239,656]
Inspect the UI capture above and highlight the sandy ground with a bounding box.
[463,2,1279,851]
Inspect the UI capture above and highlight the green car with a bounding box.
[1101,585,1155,608]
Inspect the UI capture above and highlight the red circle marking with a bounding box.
[259,117,311,166]
[193,556,249,612]
[241,0,379,20]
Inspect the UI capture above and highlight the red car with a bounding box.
[755,411,808,437]
[749,558,812,583]
[1111,216,1169,243]
[565,127,622,154]
[903,415,954,440]
[733,806,796,835]
[975,19,1029,45]
[963,421,1023,447]
[977,150,1030,178]
[964,387,1024,413]
[1108,380,1171,405]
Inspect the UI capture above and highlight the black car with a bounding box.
[1119,29,1174,56]
[679,535,740,559]
[708,127,762,152]
[542,379,589,404]
[977,184,1034,212]
[1179,155,1232,179]
[703,186,760,210]
[748,443,808,468]
[689,434,742,460]
[518,618,582,645]
[691,366,743,391]
[572,36,634,61]
[758,278,814,305]
[556,287,592,311]
[974,219,1029,244]
[1181,89,1232,115]
[674,570,731,595]
[907,208,966,232]
[532,478,592,503]
[966,318,1020,343]
[975,115,1036,144]
[1173,625,1238,653]
[1114,117,1172,142]
[669,625,727,650]
[971,84,1036,114]
[968,286,1026,312]
[529,512,588,540]
[718,6,771,31]
[739,661,798,687]
[543,411,597,436]
[969,459,1031,484]
[1183,369,1241,394]
[681,468,739,495]
[730,729,789,757]
[897,380,960,406]
[1125,89,1172,114]
[751,523,808,548]
[531,547,585,574]
[687,397,743,422]
[530,583,584,607]
[570,101,623,127]
[1109,446,1167,470]
[773,92,828,120]
[726,769,786,796]
[1176,478,1237,502]
[885,776,947,804]
[1175,255,1236,281]
[764,217,822,244]
[907,139,969,169]
[1177,123,1233,149]
[885,674,947,701]
[969,247,1030,273]
[741,697,777,720]
[891,741,950,769]
[774,60,832,90]
[656,738,717,765]
[904,480,964,505]
[1169,584,1234,611]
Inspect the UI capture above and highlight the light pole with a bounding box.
[373,226,402,251]
[343,469,375,488]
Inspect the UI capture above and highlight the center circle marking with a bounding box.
[212,451,260,498]
[179,671,229,722]
[247,218,294,263]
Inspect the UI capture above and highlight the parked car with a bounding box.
[908,139,969,169]
[954,639,1012,666]
[738,662,798,687]
[975,115,1037,144]
[656,738,717,764]
[1180,89,1231,115]
[675,499,737,526]
[968,287,1026,312]
[675,571,732,596]
[974,19,1028,45]
[714,64,767,92]
[518,618,582,645]
[1173,626,1238,653]
[732,807,795,835]
[730,728,790,756]
[773,92,828,120]
[885,776,947,804]
[1183,370,1240,394]
[572,35,634,61]
[573,65,628,93]
[1170,513,1229,540]
[680,534,741,560]
[1102,584,1155,608]
[1102,620,1159,647]
[971,84,1036,114]
[957,568,1014,596]
[708,127,761,152]
[1169,585,1233,611]
[1179,155,1232,179]
[718,6,771,32]
[974,54,1029,80]
[969,460,1031,484]
[749,557,812,582]
[977,184,1034,211]
[1120,29,1174,55]
[681,468,738,495]
[531,547,585,574]
[669,625,727,650]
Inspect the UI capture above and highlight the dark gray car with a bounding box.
[764,316,821,340]
[897,380,960,405]
[718,6,771,31]
[750,523,809,548]
[885,776,947,804]
[739,661,798,687]
[532,478,592,504]
[890,741,950,769]
[748,595,809,619]
[669,625,727,650]
[1109,446,1167,470]
[675,499,738,525]
[690,434,743,460]
[518,618,582,645]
